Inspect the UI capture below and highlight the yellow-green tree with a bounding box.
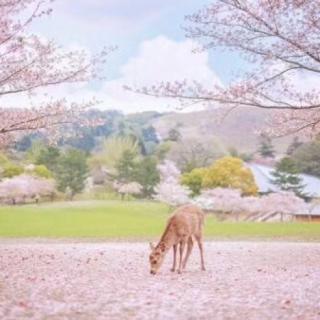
[88,136,140,174]
[181,168,207,196]
[202,157,258,195]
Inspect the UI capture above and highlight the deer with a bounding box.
[149,204,205,275]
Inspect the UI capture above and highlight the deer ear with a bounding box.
[149,242,155,251]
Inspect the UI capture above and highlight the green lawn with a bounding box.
[0,200,319,240]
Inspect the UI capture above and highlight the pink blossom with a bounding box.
[154,161,191,206]
[135,1,320,136]
[0,174,55,203]
[0,0,113,146]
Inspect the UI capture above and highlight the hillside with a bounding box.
[12,107,306,156]
[152,107,300,154]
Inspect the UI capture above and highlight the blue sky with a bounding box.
[24,0,242,113]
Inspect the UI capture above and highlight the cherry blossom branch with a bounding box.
[135,0,320,136]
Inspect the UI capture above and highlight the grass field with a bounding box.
[0,200,319,240]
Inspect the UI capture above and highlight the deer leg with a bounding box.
[182,237,193,270]
[196,235,206,271]
[171,244,177,272]
[178,240,186,274]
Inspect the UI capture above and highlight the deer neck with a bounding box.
[156,225,176,254]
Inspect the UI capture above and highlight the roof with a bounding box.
[247,163,320,198]
[294,204,320,216]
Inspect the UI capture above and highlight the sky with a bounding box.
[12,0,243,113]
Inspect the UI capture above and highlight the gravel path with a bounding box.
[0,241,319,320]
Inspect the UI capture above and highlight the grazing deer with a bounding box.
[149,204,205,275]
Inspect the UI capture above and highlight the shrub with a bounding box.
[2,163,24,178]
[181,168,207,196]
[202,157,258,196]
[33,165,53,179]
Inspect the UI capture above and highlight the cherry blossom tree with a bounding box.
[194,187,309,221]
[116,182,143,199]
[136,1,320,136]
[194,188,242,213]
[0,0,112,146]
[260,191,307,216]
[0,174,55,204]
[154,160,191,206]
[157,160,181,181]
[154,177,191,207]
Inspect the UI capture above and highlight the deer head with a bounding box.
[149,241,166,275]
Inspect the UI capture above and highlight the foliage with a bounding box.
[26,140,46,163]
[115,150,138,183]
[89,136,140,174]
[55,149,88,198]
[0,153,9,166]
[271,157,307,198]
[133,157,160,197]
[202,157,258,196]
[115,153,160,197]
[2,163,24,178]
[291,138,320,178]
[142,126,159,144]
[36,146,61,172]
[33,165,53,179]
[258,133,275,158]
[181,168,207,196]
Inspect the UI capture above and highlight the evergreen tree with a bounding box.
[291,137,320,177]
[142,126,159,143]
[133,157,160,197]
[55,149,88,198]
[258,133,275,158]
[116,150,137,183]
[36,146,61,172]
[271,157,307,198]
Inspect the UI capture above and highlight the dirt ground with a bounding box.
[0,241,319,320]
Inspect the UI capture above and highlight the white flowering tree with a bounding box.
[154,161,191,206]
[114,181,142,200]
[258,191,308,221]
[194,188,309,221]
[0,175,55,204]
[194,188,242,214]
[157,160,181,181]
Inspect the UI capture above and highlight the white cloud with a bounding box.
[99,36,222,113]
[1,36,222,114]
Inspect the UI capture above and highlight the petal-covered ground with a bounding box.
[0,241,319,320]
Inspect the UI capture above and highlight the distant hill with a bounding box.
[13,107,308,156]
[152,107,303,155]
